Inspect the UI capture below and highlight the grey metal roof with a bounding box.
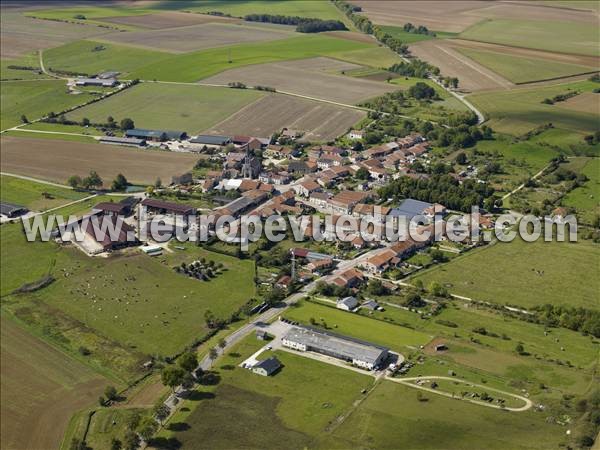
[126,129,165,138]
[390,198,432,219]
[283,326,388,365]
[190,135,231,145]
[253,357,281,374]
[337,296,358,308]
[0,202,27,216]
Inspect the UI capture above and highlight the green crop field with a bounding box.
[129,35,373,82]
[325,381,565,450]
[0,175,88,211]
[467,80,599,135]
[562,157,600,224]
[460,19,599,57]
[412,238,599,310]
[43,40,171,77]
[333,46,403,68]
[0,80,94,130]
[455,48,596,84]
[158,336,372,448]
[1,52,49,81]
[68,82,263,133]
[284,300,433,352]
[187,0,348,21]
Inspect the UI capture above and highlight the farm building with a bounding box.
[282,326,389,371]
[252,357,281,376]
[92,201,131,217]
[390,198,434,220]
[75,77,118,87]
[0,202,28,218]
[125,129,187,142]
[99,136,147,147]
[140,198,196,217]
[190,135,232,147]
[336,296,358,311]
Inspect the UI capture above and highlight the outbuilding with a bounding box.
[252,357,281,376]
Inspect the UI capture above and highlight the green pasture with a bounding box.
[129,35,373,82]
[0,175,88,211]
[460,19,599,57]
[43,40,171,77]
[467,80,599,135]
[67,82,263,133]
[455,47,596,84]
[1,80,94,130]
[412,238,600,310]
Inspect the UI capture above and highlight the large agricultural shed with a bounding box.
[282,326,389,370]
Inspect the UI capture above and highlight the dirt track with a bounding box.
[0,135,199,185]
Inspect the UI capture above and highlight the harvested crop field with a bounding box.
[0,136,199,185]
[1,316,106,450]
[409,39,513,92]
[353,0,596,32]
[98,22,293,53]
[352,1,491,32]
[100,11,241,29]
[204,93,365,142]
[556,92,600,114]
[202,57,399,104]
[0,11,109,58]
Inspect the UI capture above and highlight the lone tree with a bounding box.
[20,114,29,124]
[111,173,128,191]
[153,402,170,425]
[81,117,90,126]
[122,429,139,450]
[104,385,118,402]
[161,366,185,391]
[208,347,219,361]
[82,170,102,190]
[67,175,82,189]
[120,117,135,130]
[178,351,198,372]
[137,416,158,442]
[515,343,525,355]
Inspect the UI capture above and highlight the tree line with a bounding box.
[243,14,347,32]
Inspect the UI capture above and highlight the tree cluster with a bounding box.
[533,304,600,338]
[243,14,346,33]
[67,170,103,190]
[388,60,436,78]
[379,174,496,212]
[407,81,437,100]
[403,22,436,36]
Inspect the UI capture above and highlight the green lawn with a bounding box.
[129,35,373,82]
[0,80,94,130]
[43,40,171,77]
[2,129,99,143]
[467,80,600,135]
[412,238,600,310]
[460,19,599,57]
[324,381,566,450]
[562,157,600,224]
[21,121,104,135]
[67,82,263,133]
[0,175,88,211]
[455,47,596,84]
[284,300,433,352]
